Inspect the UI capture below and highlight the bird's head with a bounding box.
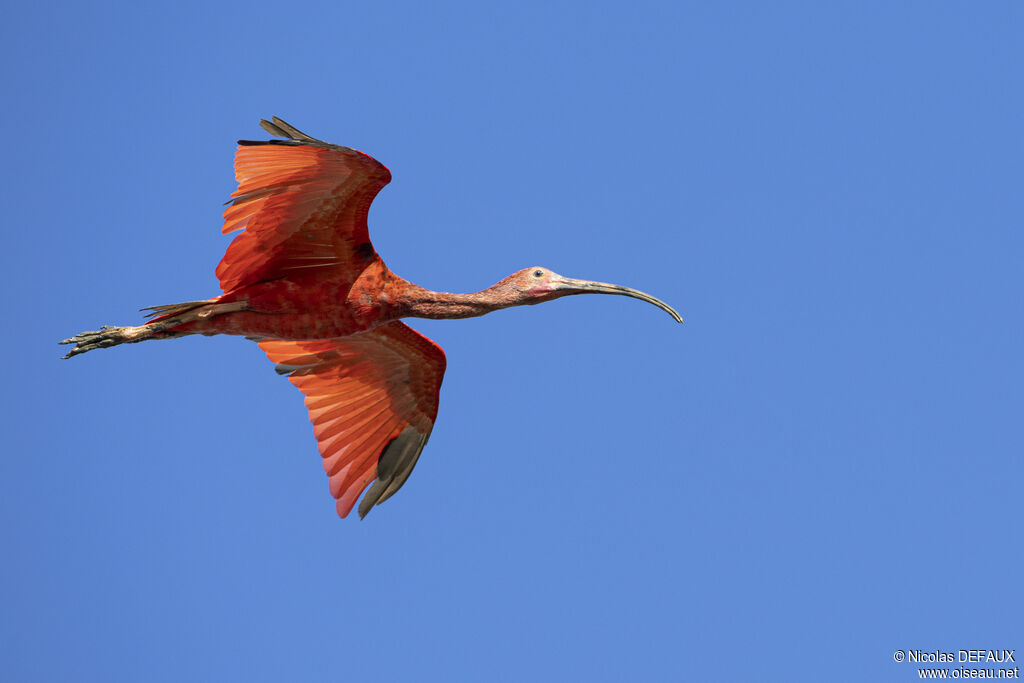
[494,266,683,322]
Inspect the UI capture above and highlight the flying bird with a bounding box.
[61,117,682,519]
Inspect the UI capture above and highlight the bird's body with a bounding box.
[62,117,681,519]
[180,262,401,339]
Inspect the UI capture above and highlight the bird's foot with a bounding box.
[60,325,144,359]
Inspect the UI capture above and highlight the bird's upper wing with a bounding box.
[259,321,446,519]
[216,117,392,293]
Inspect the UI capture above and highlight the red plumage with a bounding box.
[61,117,681,519]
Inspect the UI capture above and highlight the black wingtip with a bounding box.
[261,117,317,143]
[260,118,289,138]
[238,117,362,156]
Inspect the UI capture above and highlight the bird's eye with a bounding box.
[533,270,543,278]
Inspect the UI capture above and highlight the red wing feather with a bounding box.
[260,322,446,518]
[216,119,391,293]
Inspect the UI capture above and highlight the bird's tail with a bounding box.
[60,299,223,359]
[139,300,213,322]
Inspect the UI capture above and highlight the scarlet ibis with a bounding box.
[62,117,682,519]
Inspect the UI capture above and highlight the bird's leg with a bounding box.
[60,300,248,359]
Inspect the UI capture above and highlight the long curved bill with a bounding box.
[552,277,683,323]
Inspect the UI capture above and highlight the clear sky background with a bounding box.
[2,2,1021,681]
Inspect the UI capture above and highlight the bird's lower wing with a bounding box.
[259,322,446,518]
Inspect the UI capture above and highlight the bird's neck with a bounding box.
[393,278,513,320]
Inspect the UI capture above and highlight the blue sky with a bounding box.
[3,1,1021,681]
